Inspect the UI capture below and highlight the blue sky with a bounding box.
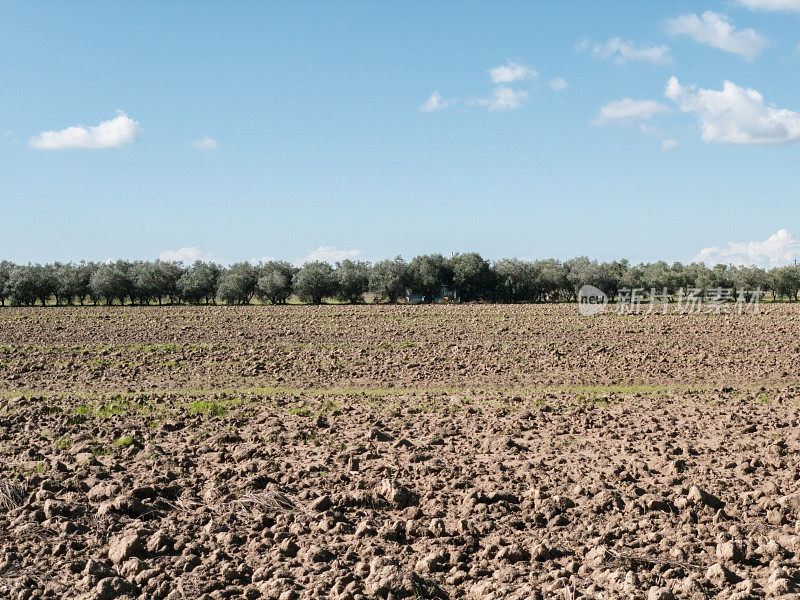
[3,0,800,267]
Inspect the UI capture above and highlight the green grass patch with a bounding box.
[185,398,239,417]
[56,436,74,450]
[113,435,135,447]
[95,396,135,418]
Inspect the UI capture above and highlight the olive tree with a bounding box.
[639,261,670,293]
[90,261,134,305]
[76,262,100,305]
[2,264,58,306]
[256,261,295,304]
[769,265,800,301]
[408,254,451,301]
[733,265,768,295]
[335,259,370,304]
[492,259,540,303]
[565,257,605,299]
[449,252,494,302]
[130,261,185,304]
[217,262,258,304]
[156,261,184,303]
[709,264,735,290]
[55,262,86,305]
[369,257,408,303]
[0,261,13,306]
[177,261,220,304]
[293,261,336,304]
[5,265,40,305]
[535,259,569,301]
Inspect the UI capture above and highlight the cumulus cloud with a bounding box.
[30,111,140,150]
[695,229,800,267]
[489,61,537,83]
[193,136,218,150]
[470,86,529,112]
[591,99,670,126]
[665,76,800,145]
[661,138,678,151]
[296,246,361,265]
[420,92,454,113]
[666,11,767,60]
[592,38,672,65]
[549,78,569,91]
[736,0,800,11]
[159,247,215,264]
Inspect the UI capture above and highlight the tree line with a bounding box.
[0,254,798,306]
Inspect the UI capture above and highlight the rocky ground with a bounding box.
[0,305,799,599]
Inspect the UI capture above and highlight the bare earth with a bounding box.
[0,305,799,600]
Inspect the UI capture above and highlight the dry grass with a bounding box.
[0,480,26,511]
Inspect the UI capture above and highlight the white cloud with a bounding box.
[471,86,529,112]
[159,247,215,264]
[592,38,672,65]
[665,76,800,145]
[549,78,569,91]
[420,92,454,113]
[296,246,361,265]
[666,11,767,60]
[489,61,537,83]
[193,136,218,150]
[736,0,800,12]
[695,229,800,267]
[661,138,678,151]
[591,98,670,125]
[29,111,139,150]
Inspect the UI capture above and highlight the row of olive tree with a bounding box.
[0,255,799,306]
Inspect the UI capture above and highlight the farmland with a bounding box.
[1,304,799,599]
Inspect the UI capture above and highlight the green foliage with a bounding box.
[369,256,408,303]
[255,261,295,304]
[3,254,800,306]
[450,252,494,301]
[95,397,134,419]
[217,262,258,305]
[289,404,311,416]
[177,260,220,304]
[493,258,541,302]
[0,260,12,305]
[55,261,96,305]
[186,400,228,417]
[769,265,800,301]
[565,256,624,299]
[130,260,185,304]
[90,261,134,305]
[408,254,451,301]
[5,264,57,306]
[293,261,337,304]
[56,436,74,450]
[335,259,370,303]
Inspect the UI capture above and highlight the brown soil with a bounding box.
[0,305,799,599]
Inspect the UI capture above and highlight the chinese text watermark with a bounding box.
[578,286,763,316]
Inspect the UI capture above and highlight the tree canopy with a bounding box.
[0,254,797,306]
